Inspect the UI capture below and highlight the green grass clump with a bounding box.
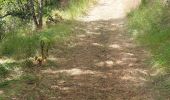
[0,33,39,59]
[128,1,170,98]
[59,0,97,19]
[0,64,9,78]
[0,22,73,59]
[128,0,163,32]
[128,0,170,69]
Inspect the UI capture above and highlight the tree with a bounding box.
[0,0,44,29]
[29,0,44,29]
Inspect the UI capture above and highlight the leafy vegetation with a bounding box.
[128,0,170,70]
[0,22,73,59]
[128,0,170,99]
[0,0,96,99]
[63,0,97,19]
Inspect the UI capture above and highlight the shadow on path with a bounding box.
[41,18,157,100]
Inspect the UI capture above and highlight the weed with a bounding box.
[0,64,9,78]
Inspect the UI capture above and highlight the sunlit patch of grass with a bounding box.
[52,0,97,19]
[128,0,170,70]
[128,1,170,98]
[128,0,163,32]
[0,21,74,59]
[41,21,74,42]
[0,0,97,99]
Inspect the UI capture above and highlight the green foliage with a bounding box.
[0,19,5,40]
[0,64,9,78]
[0,22,73,59]
[0,0,95,99]
[128,0,163,32]
[0,80,10,88]
[0,0,32,20]
[61,0,97,19]
[0,33,39,59]
[128,0,170,69]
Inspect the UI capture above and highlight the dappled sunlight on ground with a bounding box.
[0,90,4,95]
[120,68,148,83]
[1,0,158,99]
[109,44,122,49]
[92,43,104,47]
[78,0,141,21]
[42,68,100,76]
[0,58,15,64]
[44,17,155,99]
[95,60,114,68]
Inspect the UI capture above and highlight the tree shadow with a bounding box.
[37,18,158,100]
[0,18,160,99]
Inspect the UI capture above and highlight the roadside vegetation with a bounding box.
[0,0,96,99]
[128,0,170,99]
[128,0,170,69]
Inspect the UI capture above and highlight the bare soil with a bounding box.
[38,0,158,99]
[3,0,160,99]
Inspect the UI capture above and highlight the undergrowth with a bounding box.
[52,0,97,19]
[0,0,96,99]
[128,0,170,70]
[128,0,170,99]
[0,22,73,59]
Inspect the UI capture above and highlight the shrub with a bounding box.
[0,64,9,78]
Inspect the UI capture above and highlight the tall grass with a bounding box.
[0,1,96,99]
[0,22,73,59]
[128,1,170,98]
[55,0,97,19]
[128,0,170,70]
[0,0,96,59]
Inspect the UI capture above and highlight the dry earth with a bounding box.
[5,0,161,99]
[39,0,159,99]
[42,0,159,100]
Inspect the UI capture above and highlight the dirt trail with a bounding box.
[79,0,141,21]
[41,0,158,99]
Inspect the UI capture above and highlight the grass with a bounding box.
[0,21,73,59]
[0,21,74,99]
[0,0,97,59]
[0,0,96,99]
[0,78,36,99]
[128,0,170,69]
[128,0,170,99]
[51,0,97,19]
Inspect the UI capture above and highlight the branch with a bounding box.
[0,13,12,19]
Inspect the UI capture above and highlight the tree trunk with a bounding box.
[29,0,44,29]
[37,0,43,29]
[29,0,39,27]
